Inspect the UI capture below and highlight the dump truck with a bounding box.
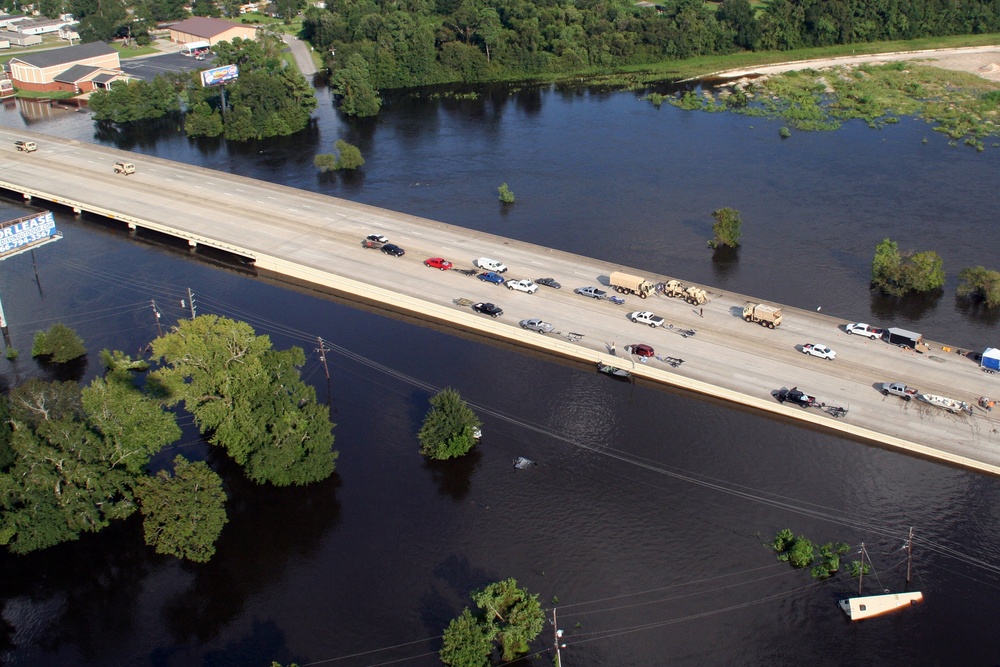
[609,271,656,299]
[743,303,782,328]
[883,327,922,349]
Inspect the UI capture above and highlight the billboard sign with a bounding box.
[0,210,61,259]
[201,64,239,88]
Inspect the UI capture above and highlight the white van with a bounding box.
[475,257,507,273]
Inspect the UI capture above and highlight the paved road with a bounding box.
[3,127,1000,474]
[283,34,318,78]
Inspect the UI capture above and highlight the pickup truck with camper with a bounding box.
[880,382,918,400]
[14,140,37,152]
[884,327,922,349]
[980,348,1000,374]
[743,303,782,328]
[609,271,656,299]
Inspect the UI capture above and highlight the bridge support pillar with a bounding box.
[22,193,30,202]
[188,240,197,253]
[127,222,137,238]
[72,206,82,215]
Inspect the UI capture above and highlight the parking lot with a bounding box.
[119,52,216,80]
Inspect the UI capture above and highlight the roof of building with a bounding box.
[91,72,120,84]
[13,41,115,68]
[17,17,73,28]
[53,64,101,83]
[170,16,248,38]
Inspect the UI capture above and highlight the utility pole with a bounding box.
[316,336,330,380]
[906,527,914,584]
[186,288,196,319]
[552,608,564,667]
[150,299,163,337]
[858,543,866,596]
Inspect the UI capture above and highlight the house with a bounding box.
[8,42,126,93]
[168,17,258,46]
[12,17,76,35]
[0,14,28,30]
[0,29,42,46]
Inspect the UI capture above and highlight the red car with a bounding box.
[424,257,453,270]
[625,343,654,357]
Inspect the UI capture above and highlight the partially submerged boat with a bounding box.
[917,393,971,414]
[597,362,632,380]
[839,530,922,621]
[838,591,923,620]
[513,456,535,469]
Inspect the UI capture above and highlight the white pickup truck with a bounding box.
[880,382,918,401]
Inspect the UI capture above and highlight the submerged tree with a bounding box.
[957,265,1000,307]
[31,323,86,363]
[871,238,945,296]
[709,207,742,248]
[440,578,544,666]
[151,315,337,486]
[134,455,228,562]
[418,388,481,460]
[333,54,382,117]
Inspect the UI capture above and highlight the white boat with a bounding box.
[838,591,923,620]
[917,393,971,414]
[839,531,922,621]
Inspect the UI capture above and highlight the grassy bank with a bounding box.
[660,61,1000,150]
[536,33,1000,88]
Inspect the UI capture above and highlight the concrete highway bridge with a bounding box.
[3,127,1000,476]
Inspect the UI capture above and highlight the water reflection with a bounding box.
[422,447,482,501]
[870,289,944,323]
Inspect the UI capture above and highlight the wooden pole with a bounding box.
[906,527,914,584]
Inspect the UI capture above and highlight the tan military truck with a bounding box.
[114,161,136,175]
[683,286,708,305]
[609,271,656,299]
[743,302,782,328]
[664,279,687,298]
[14,140,37,152]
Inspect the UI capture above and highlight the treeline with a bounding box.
[302,0,1000,90]
[0,315,337,562]
[88,33,317,141]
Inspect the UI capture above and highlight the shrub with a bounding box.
[31,323,86,363]
[498,183,515,204]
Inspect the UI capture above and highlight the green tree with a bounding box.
[0,376,179,554]
[957,265,1000,307]
[471,578,545,661]
[871,238,944,296]
[717,0,760,50]
[418,388,481,460]
[89,78,182,123]
[709,207,742,248]
[221,68,318,140]
[497,183,515,204]
[334,139,365,169]
[440,608,494,667]
[150,315,337,486]
[441,579,544,666]
[184,101,225,137]
[31,323,86,363]
[134,455,228,562]
[333,54,382,117]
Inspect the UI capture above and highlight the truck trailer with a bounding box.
[609,271,656,299]
[884,327,922,349]
[981,347,1000,374]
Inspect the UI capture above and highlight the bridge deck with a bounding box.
[2,127,999,475]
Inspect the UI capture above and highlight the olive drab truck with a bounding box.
[609,271,656,299]
[743,302,782,328]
